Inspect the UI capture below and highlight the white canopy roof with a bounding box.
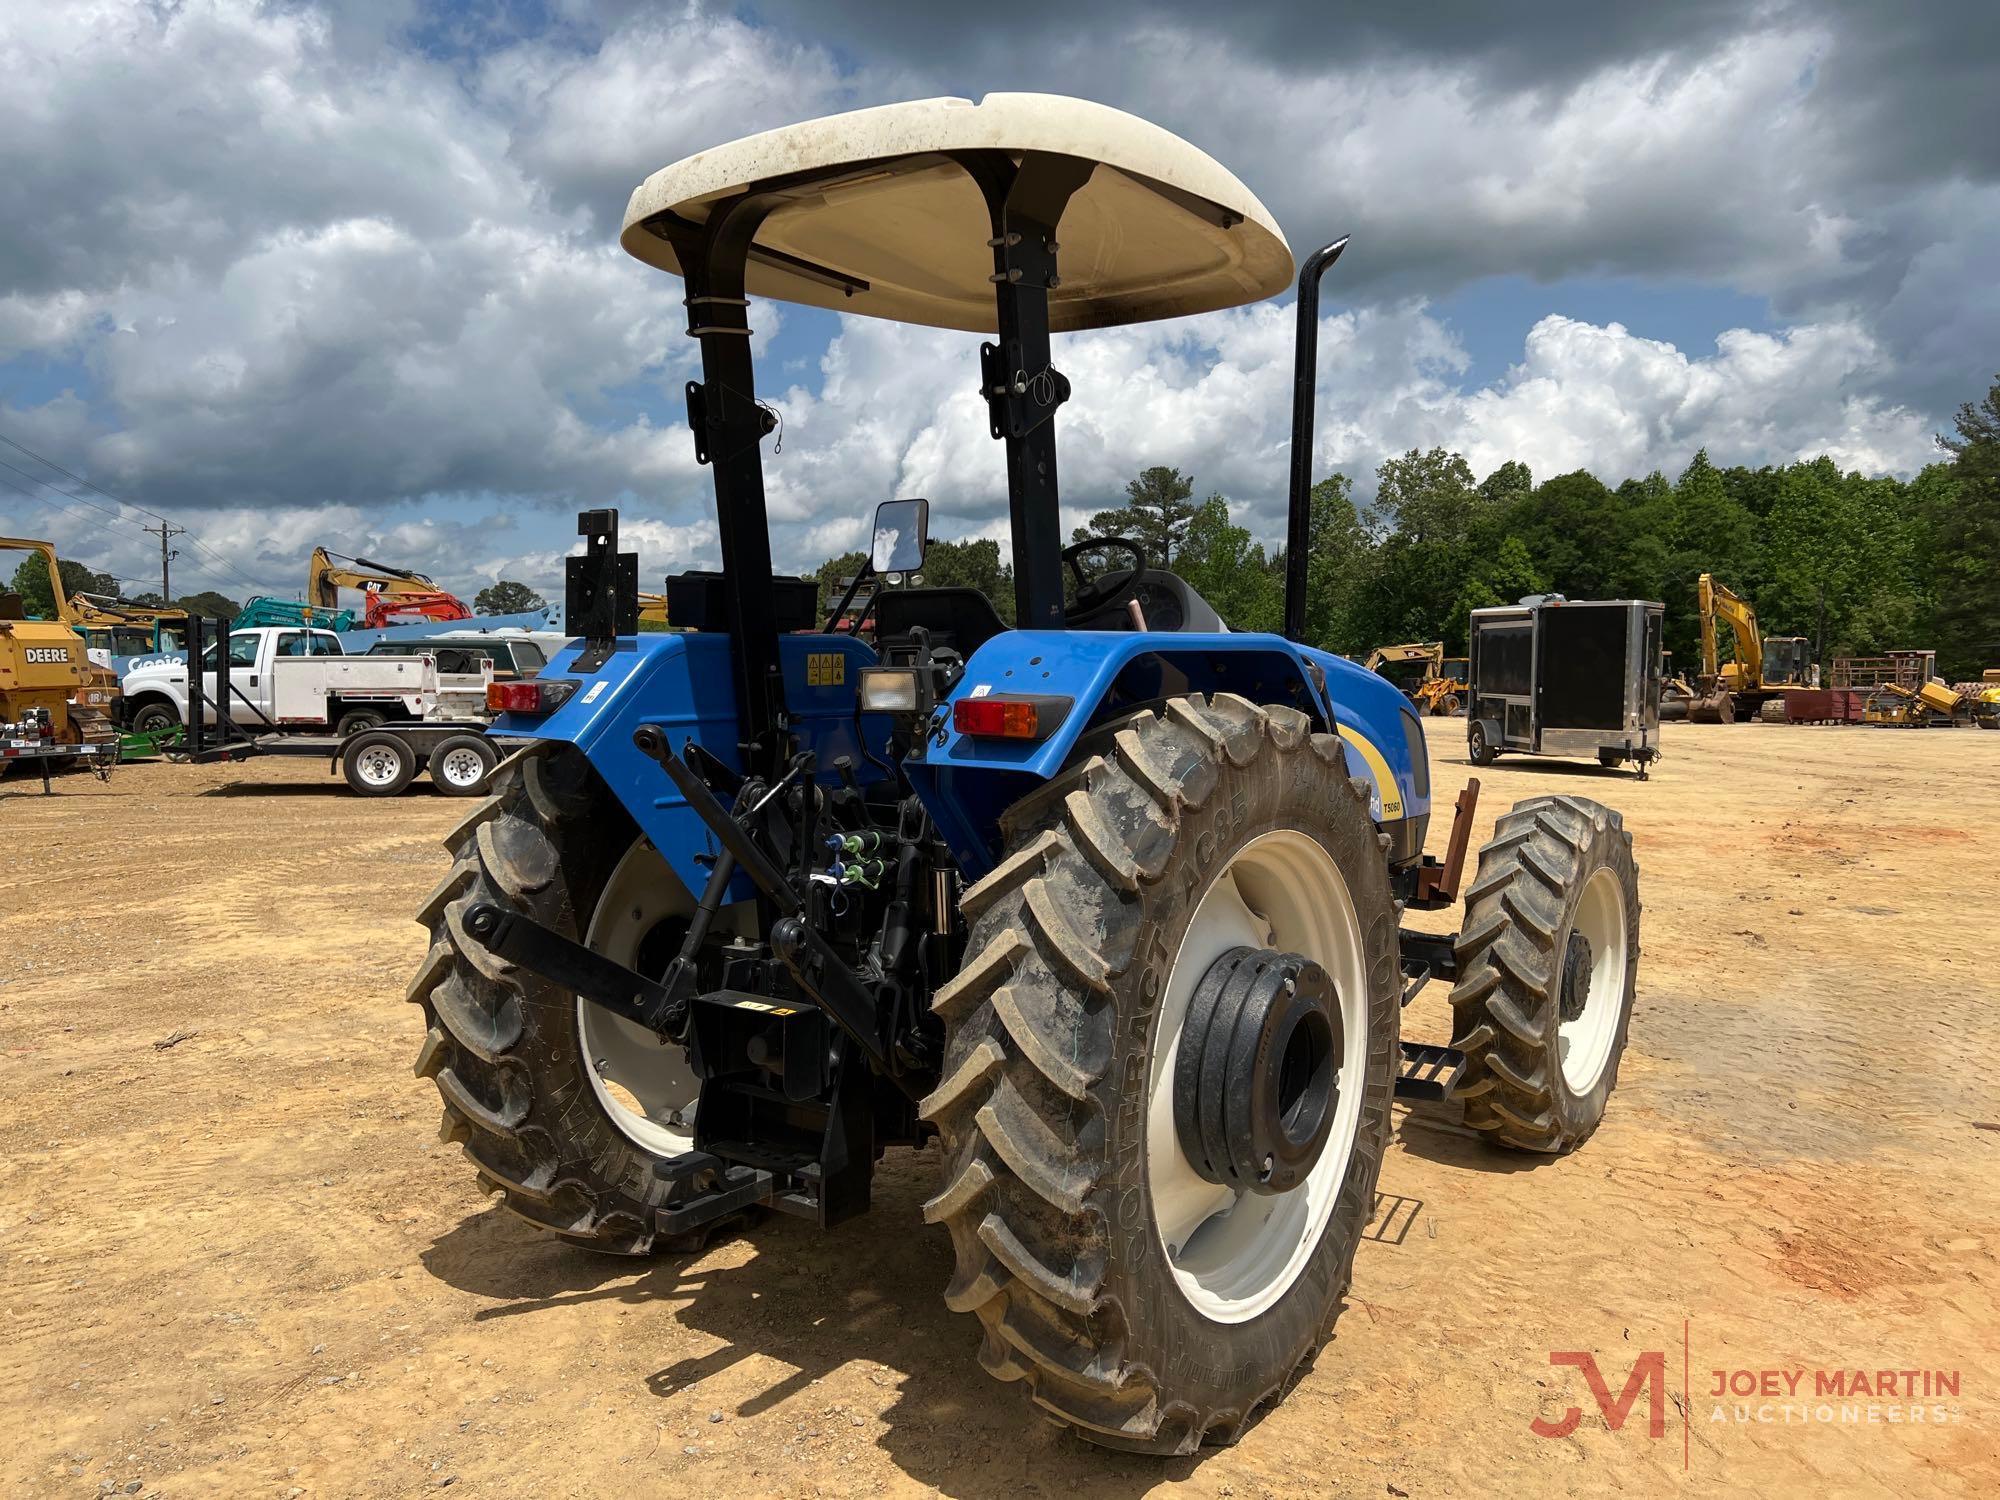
[620,93,1293,333]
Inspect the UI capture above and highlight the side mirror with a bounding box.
[871,498,929,575]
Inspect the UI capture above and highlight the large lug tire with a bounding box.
[924,694,1401,1455]
[408,742,738,1254]
[1448,794,1640,1153]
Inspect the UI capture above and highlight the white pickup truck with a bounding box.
[121,625,525,796]
[120,626,493,735]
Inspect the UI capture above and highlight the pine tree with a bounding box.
[1079,466,1199,566]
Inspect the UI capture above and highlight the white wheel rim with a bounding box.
[1560,866,1628,1092]
[355,747,401,786]
[1144,830,1367,1324]
[440,747,487,787]
[579,841,746,1157]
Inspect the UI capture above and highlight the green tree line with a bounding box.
[815,377,2000,680]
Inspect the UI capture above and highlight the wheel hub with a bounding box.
[1173,946,1342,1196]
[1559,930,1593,1024]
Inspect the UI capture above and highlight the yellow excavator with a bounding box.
[1363,640,1469,715]
[308,547,446,608]
[1687,573,1813,723]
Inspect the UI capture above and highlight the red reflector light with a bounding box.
[952,694,1068,741]
[488,681,544,713]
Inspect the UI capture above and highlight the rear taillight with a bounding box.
[488,679,577,715]
[951,694,1070,741]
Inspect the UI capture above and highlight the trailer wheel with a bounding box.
[925,694,1400,1455]
[342,731,417,796]
[408,742,744,1254]
[428,734,497,796]
[1448,795,1639,1153]
[1468,719,1499,766]
[1596,748,1624,769]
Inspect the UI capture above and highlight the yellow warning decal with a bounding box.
[806,652,846,687]
[1335,726,1404,821]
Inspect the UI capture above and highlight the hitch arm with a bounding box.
[633,725,801,914]
[459,903,683,1036]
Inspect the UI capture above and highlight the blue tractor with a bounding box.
[413,94,1642,1454]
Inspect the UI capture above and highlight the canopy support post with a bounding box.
[675,198,787,774]
[961,152,1096,630]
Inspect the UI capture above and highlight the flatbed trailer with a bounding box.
[173,617,522,797]
[198,720,528,797]
[1,733,117,794]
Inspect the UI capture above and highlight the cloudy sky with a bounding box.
[1,0,1994,607]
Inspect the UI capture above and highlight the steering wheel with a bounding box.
[1060,536,1149,623]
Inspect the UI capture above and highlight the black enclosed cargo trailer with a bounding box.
[1466,596,1664,776]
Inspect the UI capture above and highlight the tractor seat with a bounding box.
[871,587,1008,656]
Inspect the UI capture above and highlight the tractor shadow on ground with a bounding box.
[1390,1103,1554,1173]
[421,1151,1292,1496]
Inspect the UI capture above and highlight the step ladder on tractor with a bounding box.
[408,94,1644,1455]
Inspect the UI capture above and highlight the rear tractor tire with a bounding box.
[1448,795,1639,1153]
[925,693,1401,1455]
[408,742,747,1254]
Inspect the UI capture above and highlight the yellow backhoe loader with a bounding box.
[1688,573,1813,723]
[1363,640,1469,715]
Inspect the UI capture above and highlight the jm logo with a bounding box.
[1532,1351,1667,1439]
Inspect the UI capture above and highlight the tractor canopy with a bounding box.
[619,92,1293,331]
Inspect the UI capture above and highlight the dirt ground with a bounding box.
[3,723,1996,1498]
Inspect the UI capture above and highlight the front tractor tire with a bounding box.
[924,694,1401,1455]
[409,743,731,1254]
[1448,795,1640,1153]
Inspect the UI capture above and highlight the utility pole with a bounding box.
[144,521,184,602]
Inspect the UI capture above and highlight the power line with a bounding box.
[0,473,255,600]
[0,430,267,595]
[0,429,177,523]
[0,454,158,540]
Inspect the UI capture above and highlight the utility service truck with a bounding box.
[125,624,523,796]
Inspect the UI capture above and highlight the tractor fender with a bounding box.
[490,631,891,898]
[904,630,1429,879]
